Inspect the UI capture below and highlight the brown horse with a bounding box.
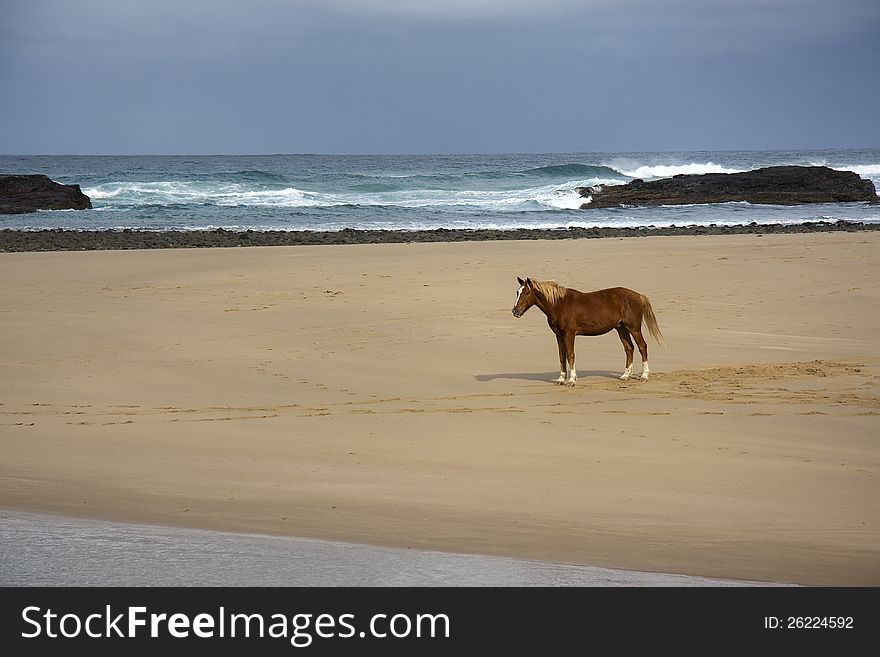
[512,277,665,385]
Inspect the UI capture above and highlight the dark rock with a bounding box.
[0,174,92,214]
[579,165,878,209]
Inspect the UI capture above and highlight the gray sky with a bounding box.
[2,0,878,154]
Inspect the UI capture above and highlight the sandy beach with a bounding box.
[2,231,878,585]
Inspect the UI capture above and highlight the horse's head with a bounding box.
[512,276,536,318]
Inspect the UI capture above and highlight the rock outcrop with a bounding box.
[578,165,878,209]
[0,174,92,214]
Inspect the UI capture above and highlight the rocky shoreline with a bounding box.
[2,221,878,252]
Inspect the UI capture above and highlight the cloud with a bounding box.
[1,0,878,153]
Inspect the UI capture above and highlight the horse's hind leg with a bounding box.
[555,334,567,384]
[629,325,650,380]
[616,325,635,380]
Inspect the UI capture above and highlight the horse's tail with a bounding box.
[640,294,666,347]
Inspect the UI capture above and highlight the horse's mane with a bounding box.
[531,279,567,306]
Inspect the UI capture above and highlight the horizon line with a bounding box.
[3,146,879,158]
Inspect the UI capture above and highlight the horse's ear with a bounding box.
[517,276,525,286]
[525,277,533,289]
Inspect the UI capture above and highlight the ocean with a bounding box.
[0,511,784,587]
[1,149,879,232]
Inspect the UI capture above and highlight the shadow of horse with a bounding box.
[475,371,621,383]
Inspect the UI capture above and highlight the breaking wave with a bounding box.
[520,163,624,179]
[6,149,878,231]
[83,180,589,212]
[606,161,743,179]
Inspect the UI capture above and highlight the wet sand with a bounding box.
[1,231,878,585]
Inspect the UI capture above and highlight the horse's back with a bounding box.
[561,286,642,334]
[570,286,642,306]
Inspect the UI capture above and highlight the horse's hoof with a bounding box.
[565,380,576,387]
[620,373,630,381]
[554,378,566,385]
[640,373,649,381]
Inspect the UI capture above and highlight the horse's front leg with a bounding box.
[564,332,577,386]
[555,333,567,384]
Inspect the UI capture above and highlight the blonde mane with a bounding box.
[531,279,567,306]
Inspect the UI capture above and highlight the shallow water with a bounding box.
[0,511,786,587]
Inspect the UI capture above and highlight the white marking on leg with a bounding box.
[620,365,633,380]
[640,361,650,380]
[556,372,566,384]
[566,360,577,385]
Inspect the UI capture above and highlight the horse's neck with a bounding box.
[533,290,559,319]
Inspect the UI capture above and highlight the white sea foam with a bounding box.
[84,182,332,207]
[83,186,122,199]
[530,187,586,210]
[805,159,880,178]
[360,178,622,211]
[609,162,743,179]
[832,164,880,176]
[82,180,611,212]
[214,187,331,207]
